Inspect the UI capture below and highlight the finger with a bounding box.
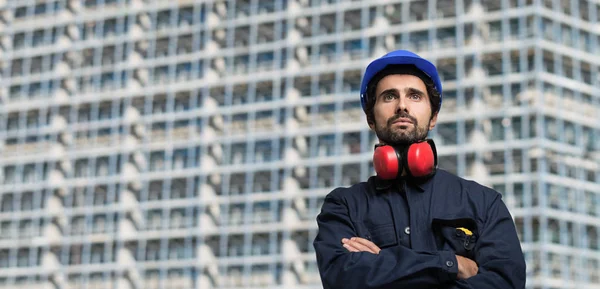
[347,239,377,253]
[352,237,382,253]
[343,243,360,252]
[341,238,361,252]
[350,237,381,254]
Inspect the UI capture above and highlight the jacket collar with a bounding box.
[371,173,436,193]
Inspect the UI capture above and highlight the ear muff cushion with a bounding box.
[373,145,399,180]
[406,141,435,177]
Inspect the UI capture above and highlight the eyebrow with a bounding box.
[378,88,398,99]
[377,87,426,98]
[405,87,426,97]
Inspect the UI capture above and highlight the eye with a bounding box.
[383,94,396,101]
[409,93,422,100]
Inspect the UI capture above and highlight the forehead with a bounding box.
[375,74,427,94]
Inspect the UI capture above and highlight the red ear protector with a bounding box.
[373,139,438,180]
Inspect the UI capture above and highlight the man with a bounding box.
[313,50,526,289]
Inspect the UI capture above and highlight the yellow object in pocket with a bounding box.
[456,227,473,236]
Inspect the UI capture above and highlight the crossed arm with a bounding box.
[342,237,478,280]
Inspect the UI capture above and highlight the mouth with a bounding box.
[392,118,414,126]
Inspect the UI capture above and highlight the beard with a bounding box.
[375,111,430,146]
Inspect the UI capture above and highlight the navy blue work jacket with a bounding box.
[313,169,526,289]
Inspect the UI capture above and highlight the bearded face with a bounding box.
[374,110,431,146]
[369,74,437,146]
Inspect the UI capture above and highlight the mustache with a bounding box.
[387,112,417,126]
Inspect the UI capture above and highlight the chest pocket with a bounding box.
[367,223,398,249]
[352,221,398,249]
[432,217,479,260]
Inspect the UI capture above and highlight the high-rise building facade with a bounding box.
[0,0,599,288]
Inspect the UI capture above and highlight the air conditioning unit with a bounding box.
[213,57,226,73]
[137,13,151,30]
[296,46,308,65]
[210,114,224,131]
[67,0,81,12]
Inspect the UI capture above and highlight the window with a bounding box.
[90,244,104,263]
[317,166,334,188]
[317,134,336,157]
[253,202,272,223]
[169,209,184,229]
[3,166,16,184]
[178,7,194,26]
[95,157,110,176]
[587,226,598,250]
[94,186,107,205]
[176,62,192,81]
[21,192,34,211]
[23,164,37,183]
[1,194,13,212]
[547,219,560,244]
[230,143,247,164]
[170,179,187,199]
[69,188,86,208]
[148,181,163,201]
[147,210,162,230]
[437,0,456,17]
[252,234,270,255]
[0,250,8,268]
[227,266,244,287]
[146,241,160,261]
[0,222,11,239]
[438,61,457,81]
[26,112,40,128]
[172,149,188,170]
[150,151,165,171]
[92,215,106,233]
[103,18,118,37]
[409,30,429,51]
[251,264,273,286]
[229,204,244,225]
[229,173,246,195]
[70,246,82,265]
[490,118,504,141]
[17,249,30,267]
[153,65,169,83]
[256,51,274,71]
[342,163,361,186]
[71,217,85,235]
[255,141,273,162]
[436,123,458,145]
[437,27,457,47]
[19,220,33,238]
[154,38,170,58]
[174,94,190,111]
[156,9,172,30]
[152,97,167,114]
[234,54,249,74]
[252,171,271,193]
[168,239,186,259]
[228,235,244,256]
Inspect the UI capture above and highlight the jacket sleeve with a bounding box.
[313,190,459,289]
[444,193,526,289]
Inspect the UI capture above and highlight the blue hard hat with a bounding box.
[359,50,442,111]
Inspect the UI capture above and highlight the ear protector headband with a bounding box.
[373,139,438,180]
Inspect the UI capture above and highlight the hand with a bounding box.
[341,237,381,254]
[456,255,478,279]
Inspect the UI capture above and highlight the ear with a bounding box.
[368,121,375,131]
[428,112,438,131]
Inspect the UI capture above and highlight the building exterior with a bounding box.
[0,0,599,288]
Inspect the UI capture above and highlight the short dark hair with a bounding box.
[364,64,441,126]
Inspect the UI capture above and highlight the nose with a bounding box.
[395,96,408,115]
